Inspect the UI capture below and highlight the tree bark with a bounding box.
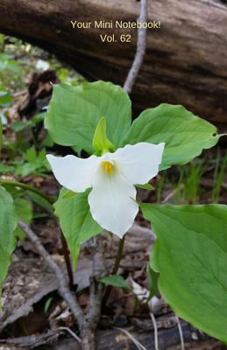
[0,0,227,127]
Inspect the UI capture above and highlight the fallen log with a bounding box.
[0,0,227,126]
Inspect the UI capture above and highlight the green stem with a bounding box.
[102,235,126,307]
[60,231,74,290]
[0,179,54,204]
[111,235,126,275]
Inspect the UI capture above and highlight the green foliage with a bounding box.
[54,188,102,269]
[56,68,70,82]
[142,204,227,343]
[0,34,4,49]
[181,161,203,204]
[136,183,154,191]
[156,152,226,205]
[0,186,18,296]
[124,104,220,170]
[101,275,129,290]
[0,147,49,176]
[92,117,115,155]
[0,53,23,91]
[27,191,53,214]
[0,119,2,155]
[14,198,33,224]
[44,297,54,313]
[0,90,12,106]
[212,153,227,203]
[154,155,226,205]
[15,147,49,176]
[11,113,44,133]
[147,261,159,299]
[0,53,22,74]
[156,173,166,203]
[14,198,33,239]
[1,112,48,176]
[45,81,131,153]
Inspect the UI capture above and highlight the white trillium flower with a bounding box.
[47,142,165,238]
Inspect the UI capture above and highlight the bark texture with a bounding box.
[0,0,227,127]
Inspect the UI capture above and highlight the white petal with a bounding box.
[88,172,138,238]
[47,154,98,192]
[112,142,165,185]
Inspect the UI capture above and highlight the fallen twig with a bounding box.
[123,0,148,93]
[86,278,103,328]
[0,327,81,348]
[0,329,61,348]
[175,316,185,350]
[150,313,159,350]
[58,326,81,343]
[161,184,184,204]
[18,221,85,334]
[84,237,104,343]
[114,327,148,350]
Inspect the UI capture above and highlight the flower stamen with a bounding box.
[101,160,114,175]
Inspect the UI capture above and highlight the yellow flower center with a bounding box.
[101,160,114,175]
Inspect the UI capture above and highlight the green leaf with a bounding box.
[11,120,31,132]
[15,147,49,176]
[124,104,219,170]
[14,198,33,239]
[0,34,4,46]
[11,114,45,132]
[0,186,18,295]
[45,81,131,153]
[0,53,21,74]
[141,203,227,342]
[31,113,45,125]
[0,118,2,155]
[92,117,115,155]
[14,198,33,224]
[54,188,102,269]
[147,263,159,299]
[136,183,154,191]
[26,191,53,214]
[0,91,12,106]
[101,275,129,290]
[0,164,15,174]
[44,296,54,313]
